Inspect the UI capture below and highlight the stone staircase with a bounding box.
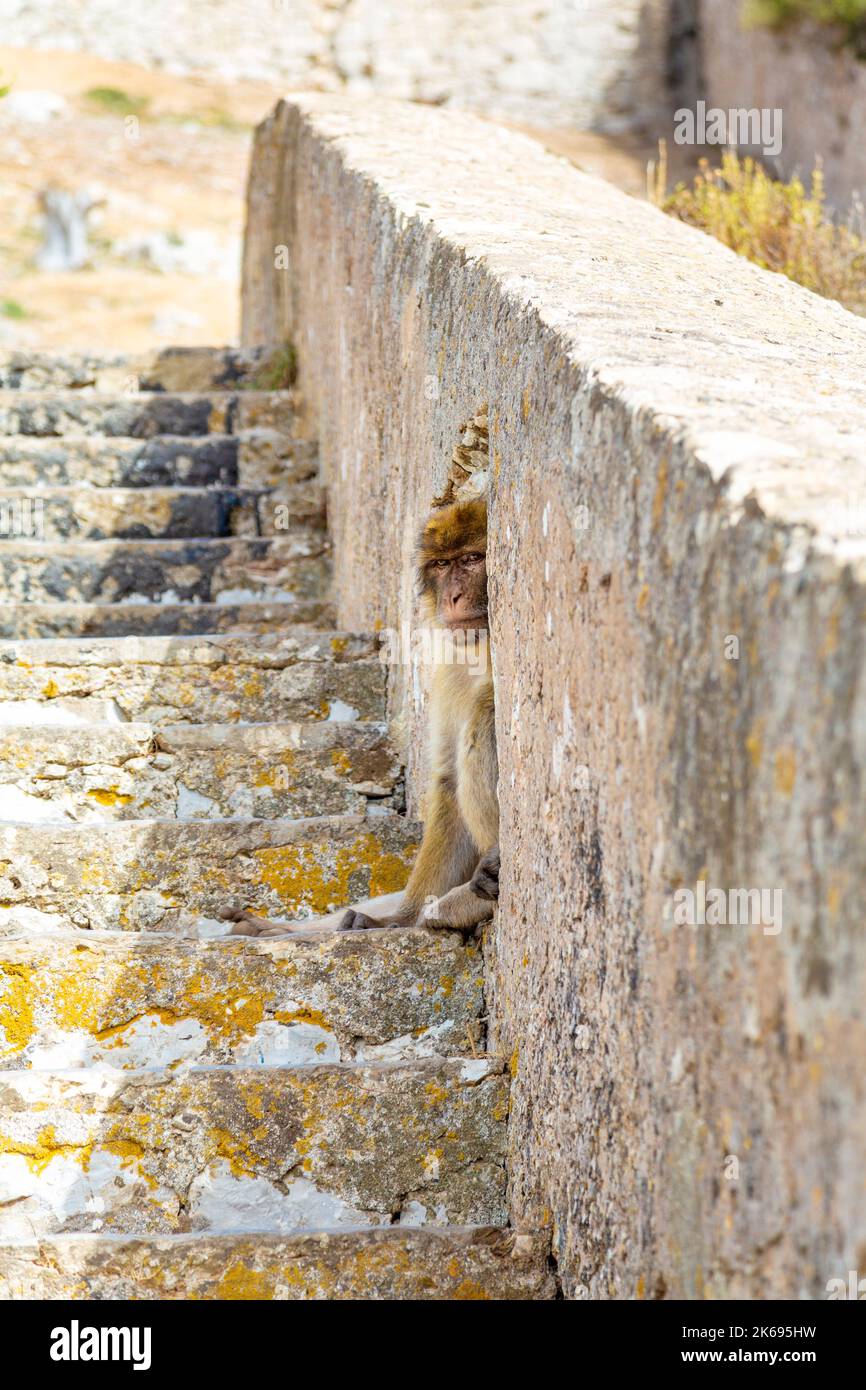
[0,347,552,1300]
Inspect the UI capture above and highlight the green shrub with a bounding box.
[650,147,866,316]
[84,87,150,117]
[744,0,866,49]
[1,300,28,320]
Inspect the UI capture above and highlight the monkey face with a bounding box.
[418,500,489,630]
[428,551,488,629]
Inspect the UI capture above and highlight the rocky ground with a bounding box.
[0,46,287,351]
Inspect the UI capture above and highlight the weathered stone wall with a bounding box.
[241,94,866,1299]
[697,0,866,211]
[3,0,670,132]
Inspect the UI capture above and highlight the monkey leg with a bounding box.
[223,892,406,938]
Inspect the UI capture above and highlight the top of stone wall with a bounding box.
[247,94,866,578]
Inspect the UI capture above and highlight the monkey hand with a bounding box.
[470,846,500,901]
[422,882,495,931]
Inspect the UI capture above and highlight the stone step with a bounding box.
[0,1227,555,1299]
[136,345,288,394]
[0,632,383,724]
[0,390,296,439]
[0,433,318,490]
[0,599,334,639]
[0,1060,507,1236]
[0,351,131,392]
[0,482,325,541]
[0,721,400,822]
[0,345,280,394]
[0,929,483,1069]
[0,536,330,604]
[0,813,420,932]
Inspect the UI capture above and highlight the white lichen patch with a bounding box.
[326,699,360,721]
[176,784,217,818]
[231,1020,341,1066]
[0,699,126,726]
[355,1020,455,1062]
[186,1164,384,1234]
[25,1016,209,1070]
[0,1149,175,1238]
[0,784,74,823]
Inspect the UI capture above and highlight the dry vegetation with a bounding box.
[744,0,866,48]
[650,145,866,317]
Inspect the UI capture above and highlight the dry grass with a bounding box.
[649,145,866,316]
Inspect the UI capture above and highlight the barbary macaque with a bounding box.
[226,497,499,937]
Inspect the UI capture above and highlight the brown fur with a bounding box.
[228,498,499,938]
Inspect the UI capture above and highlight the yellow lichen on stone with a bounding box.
[774,748,796,796]
[0,1124,93,1175]
[215,1262,276,1300]
[78,860,113,890]
[209,1126,262,1178]
[210,666,238,690]
[184,971,269,1044]
[0,962,36,1056]
[53,967,104,1034]
[745,728,763,769]
[274,1005,331,1030]
[453,1279,491,1300]
[424,1080,449,1107]
[240,1079,266,1120]
[87,788,133,807]
[95,1009,181,1048]
[254,832,415,912]
[652,457,668,529]
[254,753,297,789]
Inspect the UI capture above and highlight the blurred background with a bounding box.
[1,0,863,351]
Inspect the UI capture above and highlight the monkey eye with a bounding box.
[462,553,484,564]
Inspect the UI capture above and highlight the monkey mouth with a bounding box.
[445,613,488,630]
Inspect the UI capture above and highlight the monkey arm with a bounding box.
[456,687,498,852]
[419,845,500,932]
